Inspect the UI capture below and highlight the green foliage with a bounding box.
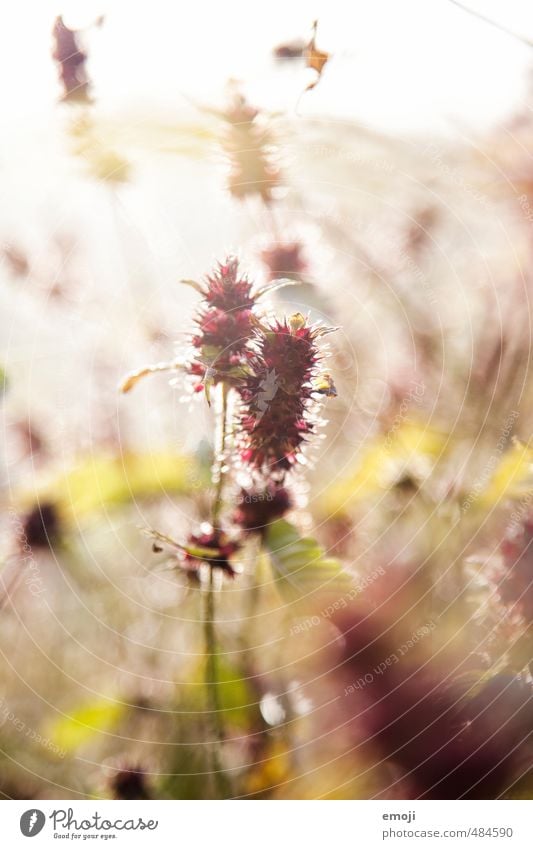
[264,519,351,603]
[180,659,260,728]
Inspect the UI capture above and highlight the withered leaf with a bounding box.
[305,20,330,91]
[120,359,184,393]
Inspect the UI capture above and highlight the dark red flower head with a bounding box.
[232,481,292,534]
[238,313,335,476]
[181,527,240,576]
[111,765,150,800]
[261,241,308,282]
[22,502,60,549]
[188,257,256,391]
[52,16,91,104]
[331,611,533,799]
[203,257,255,311]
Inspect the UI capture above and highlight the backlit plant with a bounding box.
[121,255,337,796]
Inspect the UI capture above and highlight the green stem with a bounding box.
[203,567,232,798]
[203,382,232,798]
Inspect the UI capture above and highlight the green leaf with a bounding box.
[264,519,351,602]
[215,660,260,724]
[144,528,221,560]
[180,659,260,727]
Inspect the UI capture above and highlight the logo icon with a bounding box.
[20,810,46,837]
[254,368,279,423]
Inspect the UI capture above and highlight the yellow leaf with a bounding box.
[319,421,446,514]
[244,740,291,795]
[45,698,125,752]
[15,452,204,524]
[69,115,131,184]
[305,21,330,91]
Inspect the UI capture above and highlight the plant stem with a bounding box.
[212,382,229,528]
[204,382,232,798]
[203,566,232,798]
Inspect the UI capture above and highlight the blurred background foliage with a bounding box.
[2,0,533,800]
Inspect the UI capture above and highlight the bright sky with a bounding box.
[0,0,532,134]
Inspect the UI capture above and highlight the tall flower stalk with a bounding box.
[121,255,336,797]
[204,382,231,798]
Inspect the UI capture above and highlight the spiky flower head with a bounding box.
[238,313,336,476]
[120,256,297,396]
[202,257,256,311]
[187,257,256,393]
